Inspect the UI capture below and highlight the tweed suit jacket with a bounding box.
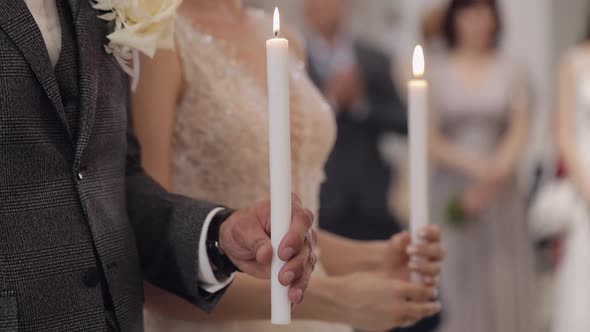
[0,0,223,330]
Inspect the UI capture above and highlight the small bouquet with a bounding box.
[445,195,467,228]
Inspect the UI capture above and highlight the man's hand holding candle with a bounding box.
[219,194,317,305]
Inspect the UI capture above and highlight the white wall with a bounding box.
[554,0,588,53]
[502,0,554,183]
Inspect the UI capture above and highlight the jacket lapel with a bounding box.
[70,0,100,162]
[67,0,81,19]
[0,0,73,142]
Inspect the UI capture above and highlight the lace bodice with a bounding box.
[171,13,336,222]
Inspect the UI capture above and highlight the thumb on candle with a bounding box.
[384,232,412,277]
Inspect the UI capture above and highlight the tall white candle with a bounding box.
[408,45,429,284]
[266,7,292,325]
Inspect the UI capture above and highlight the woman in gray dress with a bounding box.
[429,0,536,331]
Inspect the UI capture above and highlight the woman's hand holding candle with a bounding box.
[381,225,445,286]
[330,271,441,331]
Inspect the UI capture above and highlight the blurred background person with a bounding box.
[427,0,536,331]
[303,1,441,331]
[132,1,444,332]
[547,18,590,331]
[421,6,447,54]
[303,0,408,241]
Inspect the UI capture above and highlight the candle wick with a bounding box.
[274,31,278,38]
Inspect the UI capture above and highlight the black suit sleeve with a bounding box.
[124,106,225,312]
[356,44,408,135]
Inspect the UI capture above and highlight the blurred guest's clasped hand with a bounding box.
[325,67,367,110]
[461,159,513,218]
[219,194,317,304]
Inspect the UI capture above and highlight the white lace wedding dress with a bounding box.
[144,12,352,332]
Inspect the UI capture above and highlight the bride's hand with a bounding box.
[382,226,445,286]
[335,272,441,331]
[220,194,317,304]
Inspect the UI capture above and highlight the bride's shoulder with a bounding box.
[247,7,306,60]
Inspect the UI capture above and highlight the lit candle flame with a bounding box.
[273,7,280,37]
[413,45,425,78]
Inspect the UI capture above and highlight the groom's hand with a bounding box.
[219,194,317,304]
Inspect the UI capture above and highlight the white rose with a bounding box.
[94,0,182,58]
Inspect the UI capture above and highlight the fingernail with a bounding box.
[410,257,422,264]
[282,247,295,260]
[296,289,303,303]
[432,288,439,298]
[407,245,417,255]
[283,271,295,285]
[310,253,318,266]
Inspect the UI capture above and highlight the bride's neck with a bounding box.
[181,0,245,21]
[187,0,243,12]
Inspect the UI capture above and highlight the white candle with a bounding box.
[267,7,292,325]
[408,45,429,284]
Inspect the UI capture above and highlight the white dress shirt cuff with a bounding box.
[197,207,236,293]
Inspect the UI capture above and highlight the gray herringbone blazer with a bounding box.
[0,0,222,330]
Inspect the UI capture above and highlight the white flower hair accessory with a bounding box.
[92,0,182,90]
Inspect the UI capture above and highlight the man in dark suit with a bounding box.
[303,0,441,331]
[0,0,315,330]
[304,0,407,243]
